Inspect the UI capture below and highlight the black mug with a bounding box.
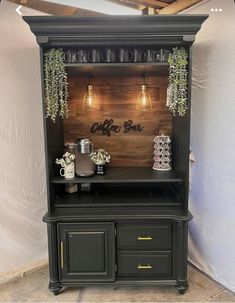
[74,49,88,63]
[101,48,115,63]
[154,49,162,62]
[88,49,101,63]
[64,50,76,63]
[160,49,170,62]
[119,48,134,63]
[144,49,155,63]
[133,49,142,63]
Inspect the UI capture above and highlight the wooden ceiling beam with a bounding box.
[105,0,168,9]
[139,0,168,7]
[119,0,168,9]
[103,0,144,10]
[158,0,204,14]
[7,0,104,16]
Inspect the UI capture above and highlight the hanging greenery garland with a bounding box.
[44,48,69,123]
[167,47,188,116]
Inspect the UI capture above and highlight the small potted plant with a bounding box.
[55,152,75,179]
[90,149,111,175]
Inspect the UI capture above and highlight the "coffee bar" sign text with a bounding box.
[91,119,144,137]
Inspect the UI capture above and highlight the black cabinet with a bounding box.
[24,14,208,296]
[58,223,115,282]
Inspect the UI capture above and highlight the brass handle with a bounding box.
[60,241,64,269]
[138,264,152,269]
[137,236,152,241]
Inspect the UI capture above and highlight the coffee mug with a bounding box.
[64,50,76,63]
[160,49,170,62]
[88,49,101,63]
[101,48,115,62]
[145,49,155,63]
[119,48,134,62]
[60,163,75,179]
[74,49,88,63]
[133,49,142,63]
[154,50,162,62]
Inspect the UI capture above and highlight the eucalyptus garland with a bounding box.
[167,47,188,116]
[44,48,69,122]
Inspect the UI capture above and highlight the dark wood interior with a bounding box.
[64,72,172,167]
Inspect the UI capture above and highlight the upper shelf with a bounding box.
[50,167,183,184]
[65,62,169,77]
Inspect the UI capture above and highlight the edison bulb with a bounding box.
[137,84,152,110]
[83,84,95,110]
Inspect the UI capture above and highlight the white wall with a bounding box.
[183,0,235,292]
[0,0,48,283]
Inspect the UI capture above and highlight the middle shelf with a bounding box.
[50,167,184,184]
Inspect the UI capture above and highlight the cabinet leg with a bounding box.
[175,280,188,295]
[175,221,189,295]
[49,281,62,296]
[47,224,61,295]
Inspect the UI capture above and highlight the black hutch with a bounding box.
[24,15,207,295]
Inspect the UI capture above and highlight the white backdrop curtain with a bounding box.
[183,0,235,292]
[0,0,48,283]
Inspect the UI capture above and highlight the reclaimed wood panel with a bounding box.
[64,75,172,167]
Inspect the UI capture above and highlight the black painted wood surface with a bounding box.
[117,223,172,250]
[58,223,115,282]
[117,251,172,278]
[51,167,183,184]
[23,15,208,46]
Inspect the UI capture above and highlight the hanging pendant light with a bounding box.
[83,74,96,110]
[137,74,152,110]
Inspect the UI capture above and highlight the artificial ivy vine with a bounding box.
[167,47,188,116]
[44,48,69,122]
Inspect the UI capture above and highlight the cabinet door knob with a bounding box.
[137,236,152,241]
[60,241,64,269]
[138,264,152,269]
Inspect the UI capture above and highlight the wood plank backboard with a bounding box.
[64,75,172,167]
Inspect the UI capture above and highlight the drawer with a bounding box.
[117,251,171,277]
[117,224,172,249]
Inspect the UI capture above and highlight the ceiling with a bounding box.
[8,0,204,15]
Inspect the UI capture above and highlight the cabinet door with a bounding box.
[58,223,115,282]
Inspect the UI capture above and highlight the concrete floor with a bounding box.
[0,265,234,302]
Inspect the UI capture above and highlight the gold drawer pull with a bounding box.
[60,241,64,269]
[137,236,152,241]
[138,264,152,269]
